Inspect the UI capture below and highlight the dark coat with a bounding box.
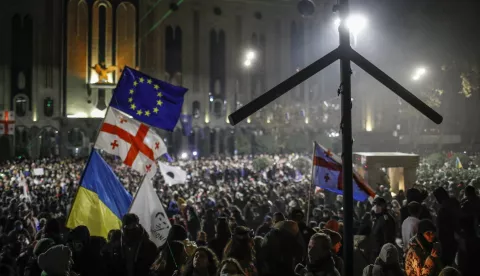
[103,236,158,276]
[371,213,396,259]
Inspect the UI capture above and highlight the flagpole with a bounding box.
[127,172,149,213]
[306,142,315,223]
[66,72,127,224]
[65,105,114,224]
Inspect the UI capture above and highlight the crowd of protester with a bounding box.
[0,153,478,276]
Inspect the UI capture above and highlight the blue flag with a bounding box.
[110,67,188,131]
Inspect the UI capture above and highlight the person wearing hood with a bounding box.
[405,219,443,276]
[362,243,404,276]
[295,233,340,276]
[103,213,157,276]
[370,197,396,260]
[258,220,304,276]
[37,245,76,276]
[67,225,96,276]
[433,187,461,266]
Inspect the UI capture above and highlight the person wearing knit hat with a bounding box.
[320,228,344,275]
[37,245,73,276]
[405,219,443,276]
[324,219,340,232]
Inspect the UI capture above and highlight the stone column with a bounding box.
[224,129,231,155]
[403,167,417,191]
[214,128,220,156]
[388,167,404,194]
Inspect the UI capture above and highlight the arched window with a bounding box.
[210,129,216,155]
[15,96,28,117]
[213,100,222,117]
[192,101,200,118]
[68,128,84,147]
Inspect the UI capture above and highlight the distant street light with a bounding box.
[412,67,427,81]
[246,50,256,61]
[243,49,257,68]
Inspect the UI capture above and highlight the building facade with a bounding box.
[3,0,397,159]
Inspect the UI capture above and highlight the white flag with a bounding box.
[95,107,167,174]
[158,162,187,186]
[130,172,171,247]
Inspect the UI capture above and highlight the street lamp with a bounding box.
[334,14,367,46]
[412,67,427,81]
[246,50,255,61]
[243,49,256,68]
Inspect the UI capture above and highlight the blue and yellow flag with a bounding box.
[110,67,188,131]
[67,150,132,237]
[456,157,463,169]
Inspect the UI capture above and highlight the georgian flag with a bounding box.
[0,111,15,135]
[94,107,167,175]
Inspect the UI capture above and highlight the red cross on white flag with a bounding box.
[94,107,167,175]
[0,111,15,135]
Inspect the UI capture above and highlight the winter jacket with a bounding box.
[103,236,158,276]
[295,256,341,276]
[371,213,396,259]
[259,223,304,276]
[362,243,404,276]
[404,236,442,276]
[353,235,372,276]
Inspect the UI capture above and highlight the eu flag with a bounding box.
[110,67,188,131]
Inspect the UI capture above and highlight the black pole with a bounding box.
[338,1,354,276]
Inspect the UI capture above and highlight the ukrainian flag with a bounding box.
[67,150,132,238]
[456,157,463,169]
